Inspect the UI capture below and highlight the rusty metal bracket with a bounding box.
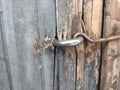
[33,37,54,54]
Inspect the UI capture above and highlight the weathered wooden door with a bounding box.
[0,0,120,90]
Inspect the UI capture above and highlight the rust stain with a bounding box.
[106,44,120,90]
[86,45,94,64]
[33,37,54,54]
[110,23,120,36]
[108,49,119,60]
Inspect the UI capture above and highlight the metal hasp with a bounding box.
[52,37,83,47]
[52,32,120,47]
[53,20,120,47]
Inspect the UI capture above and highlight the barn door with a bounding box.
[0,0,120,90]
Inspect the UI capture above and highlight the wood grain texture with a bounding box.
[12,0,43,90]
[0,13,10,90]
[100,0,120,90]
[75,1,84,90]
[1,0,22,90]
[37,0,56,90]
[83,0,103,90]
[55,0,83,90]
[13,0,56,90]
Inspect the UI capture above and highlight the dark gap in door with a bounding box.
[98,0,105,89]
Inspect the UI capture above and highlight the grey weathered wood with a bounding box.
[38,0,56,90]
[0,13,10,90]
[55,0,83,90]
[0,2,2,13]
[12,0,43,90]
[100,0,120,90]
[83,0,103,90]
[12,0,56,90]
[1,0,22,90]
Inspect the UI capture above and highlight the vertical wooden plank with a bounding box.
[38,0,56,90]
[12,0,44,90]
[83,0,103,90]
[55,0,83,90]
[0,12,10,90]
[1,0,22,90]
[13,0,56,90]
[100,0,120,90]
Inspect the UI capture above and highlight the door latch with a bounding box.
[52,20,120,47]
[33,31,120,54]
[52,32,120,47]
[33,20,120,54]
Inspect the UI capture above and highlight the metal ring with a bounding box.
[52,36,83,47]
